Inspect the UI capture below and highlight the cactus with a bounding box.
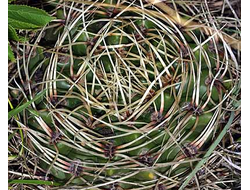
[8,0,241,189]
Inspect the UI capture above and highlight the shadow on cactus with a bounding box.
[8,0,241,189]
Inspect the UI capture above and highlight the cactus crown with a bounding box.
[8,0,241,189]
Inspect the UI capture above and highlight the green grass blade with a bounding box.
[8,89,46,120]
[179,111,235,190]
[8,155,17,161]
[8,179,61,186]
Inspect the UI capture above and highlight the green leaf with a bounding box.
[8,25,18,41]
[8,42,15,62]
[9,18,41,30]
[8,5,53,30]
[8,89,46,120]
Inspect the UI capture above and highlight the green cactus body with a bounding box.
[9,1,240,189]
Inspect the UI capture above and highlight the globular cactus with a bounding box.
[8,0,240,189]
